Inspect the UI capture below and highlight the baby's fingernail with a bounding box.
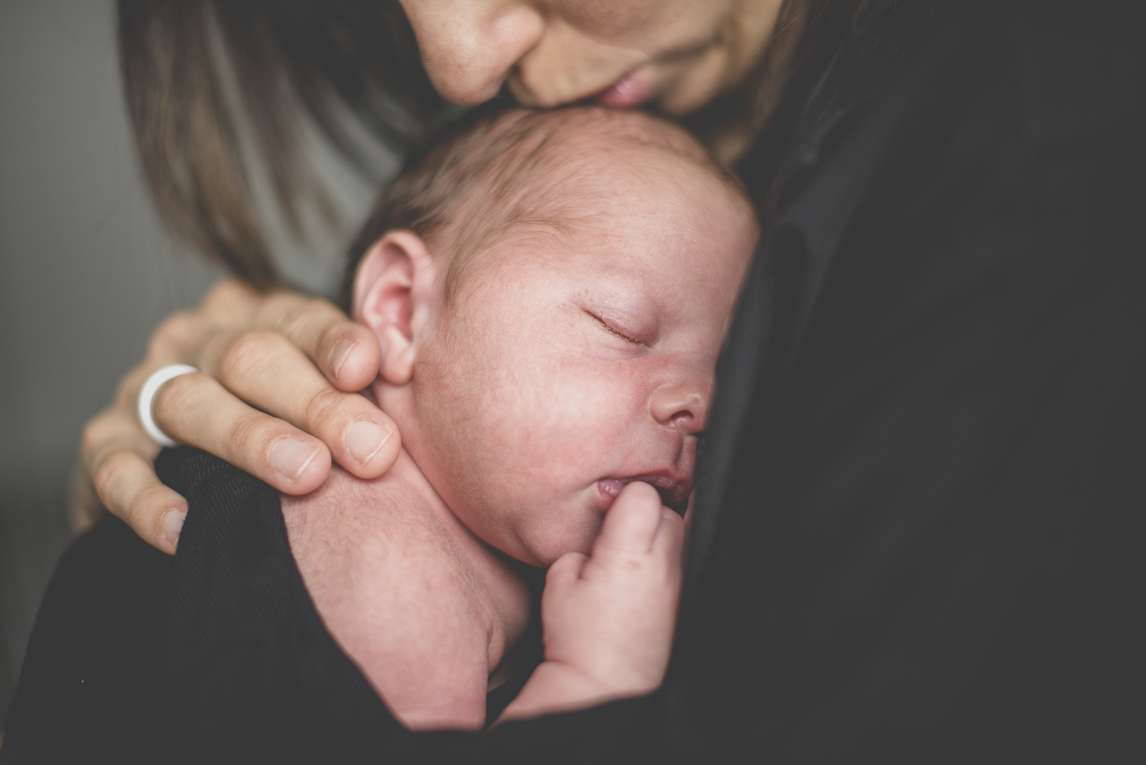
[271,438,320,481]
[330,339,357,379]
[346,420,391,465]
[162,509,186,549]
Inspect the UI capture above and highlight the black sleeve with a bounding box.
[0,516,171,764]
[150,448,406,764]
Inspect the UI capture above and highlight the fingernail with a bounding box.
[330,339,357,379]
[346,420,391,465]
[162,509,186,549]
[271,438,320,481]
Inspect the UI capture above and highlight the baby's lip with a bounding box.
[597,472,692,514]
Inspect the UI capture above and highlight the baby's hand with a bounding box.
[499,482,685,721]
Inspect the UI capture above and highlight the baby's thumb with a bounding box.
[593,481,663,557]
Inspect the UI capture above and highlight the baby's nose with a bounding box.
[649,381,711,433]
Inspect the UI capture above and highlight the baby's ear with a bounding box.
[352,230,433,385]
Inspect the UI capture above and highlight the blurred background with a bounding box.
[0,0,386,721]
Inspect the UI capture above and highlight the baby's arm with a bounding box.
[499,482,685,722]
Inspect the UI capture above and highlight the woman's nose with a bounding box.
[399,1,544,106]
[650,381,711,434]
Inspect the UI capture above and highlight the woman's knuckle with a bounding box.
[275,298,321,342]
[226,412,268,455]
[151,370,199,415]
[219,330,281,381]
[303,388,346,432]
[92,450,132,502]
[127,487,164,531]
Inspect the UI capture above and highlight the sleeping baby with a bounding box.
[282,105,758,730]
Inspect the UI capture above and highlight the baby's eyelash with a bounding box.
[587,312,648,347]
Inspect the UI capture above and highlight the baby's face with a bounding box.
[392,148,756,567]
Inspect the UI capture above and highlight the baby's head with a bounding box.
[347,106,758,567]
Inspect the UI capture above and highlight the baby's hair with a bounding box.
[340,104,746,311]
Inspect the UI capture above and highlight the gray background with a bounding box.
[0,0,384,721]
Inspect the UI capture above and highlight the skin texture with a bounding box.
[83,0,787,557]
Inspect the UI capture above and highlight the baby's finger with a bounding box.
[150,370,332,494]
[545,551,589,589]
[210,330,400,478]
[593,481,664,557]
[252,292,381,393]
[651,507,687,564]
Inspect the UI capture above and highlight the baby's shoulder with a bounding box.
[281,470,494,728]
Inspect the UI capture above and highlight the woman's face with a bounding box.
[397,0,787,114]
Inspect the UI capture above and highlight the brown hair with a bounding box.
[117,0,865,290]
[117,0,451,289]
[339,104,746,311]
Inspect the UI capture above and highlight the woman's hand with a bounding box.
[498,482,685,722]
[78,280,401,554]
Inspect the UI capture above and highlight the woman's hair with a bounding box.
[117,0,864,290]
[118,0,453,289]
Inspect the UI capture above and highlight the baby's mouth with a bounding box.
[597,475,691,515]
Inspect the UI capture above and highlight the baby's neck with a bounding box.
[281,451,530,730]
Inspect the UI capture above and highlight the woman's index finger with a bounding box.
[253,292,381,391]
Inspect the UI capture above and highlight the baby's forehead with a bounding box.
[481,117,735,228]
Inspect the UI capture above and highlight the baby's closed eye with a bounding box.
[587,311,647,346]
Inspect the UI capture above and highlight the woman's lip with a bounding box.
[596,70,652,108]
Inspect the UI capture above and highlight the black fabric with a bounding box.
[0,450,546,763]
[0,514,169,763]
[156,448,402,763]
[5,0,1145,761]
[669,2,1146,761]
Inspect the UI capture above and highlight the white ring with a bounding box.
[137,364,199,447]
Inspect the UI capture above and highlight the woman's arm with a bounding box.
[78,280,401,554]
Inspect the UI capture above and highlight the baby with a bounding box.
[280,106,758,730]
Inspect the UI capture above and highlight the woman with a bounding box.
[71,0,1145,758]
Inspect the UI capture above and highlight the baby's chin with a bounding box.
[513,511,603,568]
